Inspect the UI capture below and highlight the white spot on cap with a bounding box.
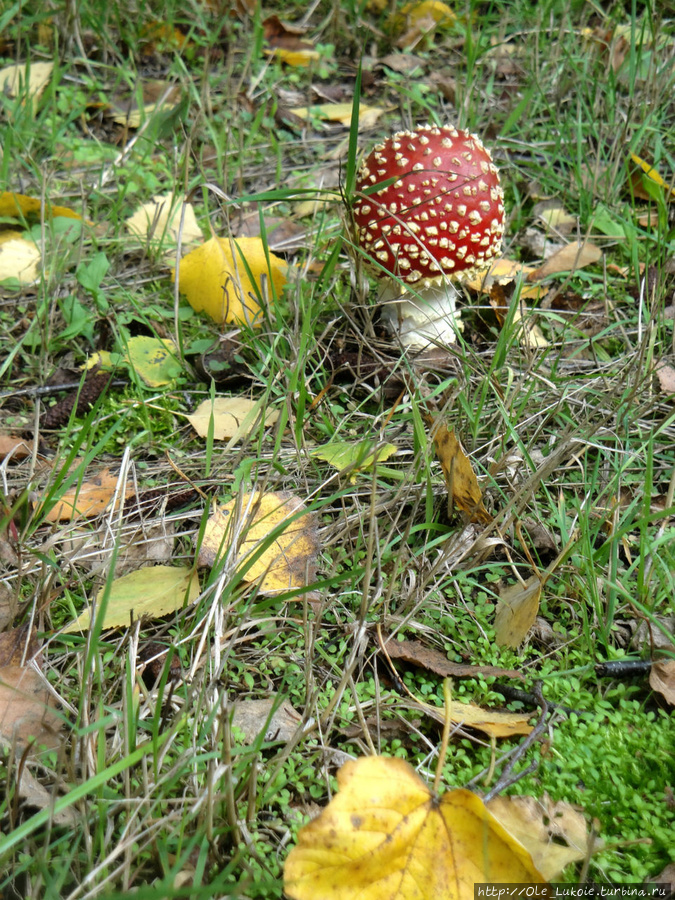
[468,210,482,225]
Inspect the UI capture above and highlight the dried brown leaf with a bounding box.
[649,659,675,705]
[488,793,600,880]
[0,434,31,461]
[0,666,62,752]
[528,240,602,281]
[381,635,525,681]
[231,695,301,744]
[655,361,675,396]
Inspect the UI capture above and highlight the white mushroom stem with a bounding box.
[378,279,463,350]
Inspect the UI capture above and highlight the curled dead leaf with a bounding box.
[427,417,491,524]
[488,793,601,880]
[649,659,675,705]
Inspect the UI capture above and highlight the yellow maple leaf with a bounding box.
[174,236,287,326]
[284,756,545,900]
[198,492,319,597]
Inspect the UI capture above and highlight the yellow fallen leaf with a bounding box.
[126,193,203,245]
[284,756,545,900]
[198,491,319,597]
[82,350,121,372]
[124,336,182,387]
[62,565,200,632]
[175,236,287,326]
[0,61,54,106]
[630,153,675,200]
[43,469,135,523]
[0,191,83,221]
[427,418,491,524]
[265,47,321,66]
[488,793,601,879]
[514,308,549,349]
[444,699,533,738]
[187,397,280,441]
[487,284,549,349]
[400,0,457,25]
[0,235,41,285]
[262,15,320,67]
[463,257,544,301]
[290,103,387,129]
[536,205,577,232]
[391,0,458,48]
[494,575,542,649]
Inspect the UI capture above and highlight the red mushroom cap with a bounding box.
[352,124,504,285]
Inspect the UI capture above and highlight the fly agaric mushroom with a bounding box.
[352,123,504,349]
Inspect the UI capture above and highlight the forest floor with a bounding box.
[0,0,674,897]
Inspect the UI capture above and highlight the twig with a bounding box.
[482,682,549,803]
[0,379,127,401]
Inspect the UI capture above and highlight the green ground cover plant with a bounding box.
[0,0,674,896]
